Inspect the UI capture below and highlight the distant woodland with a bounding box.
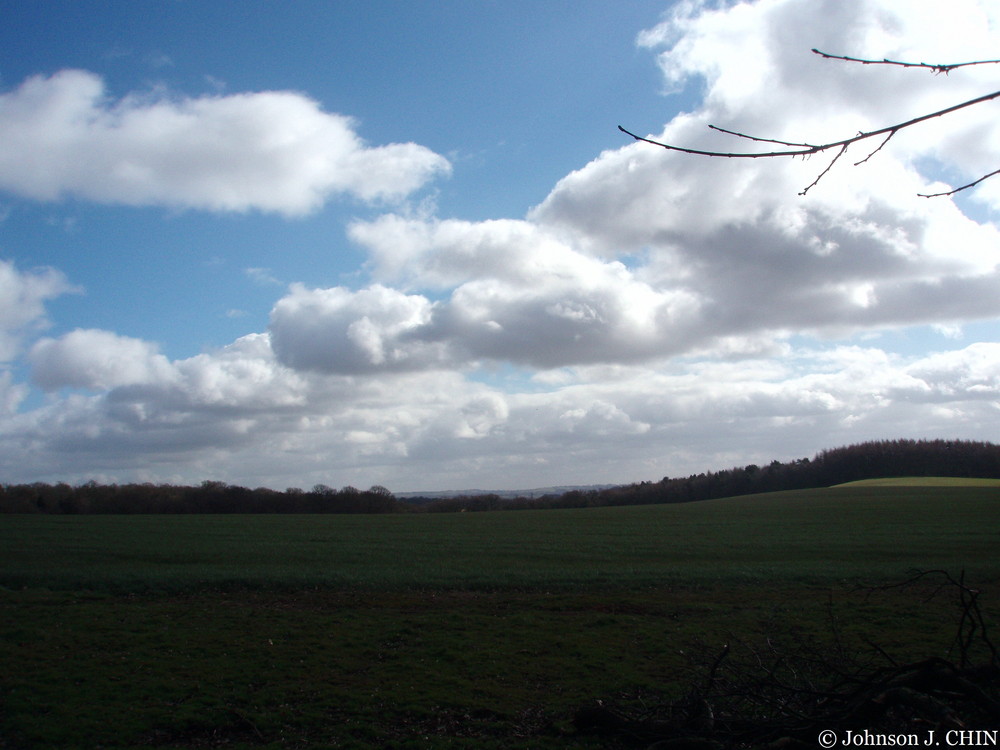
[2,439,998,515]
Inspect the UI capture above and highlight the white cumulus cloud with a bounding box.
[0,70,451,215]
[1,0,999,492]
[29,329,177,391]
[269,284,448,374]
[348,215,704,368]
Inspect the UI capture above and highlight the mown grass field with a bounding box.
[1,483,999,748]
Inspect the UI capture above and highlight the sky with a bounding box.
[0,0,998,493]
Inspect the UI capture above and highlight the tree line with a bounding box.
[1,438,997,514]
[0,480,400,515]
[398,438,1000,512]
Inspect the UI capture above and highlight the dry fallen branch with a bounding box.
[575,571,1000,749]
[620,49,1000,197]
[863,569,998,669]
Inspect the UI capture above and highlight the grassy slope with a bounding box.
[836,476,1000,487]
[1,485,998,748]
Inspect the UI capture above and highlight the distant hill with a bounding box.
[407,438,1000,512]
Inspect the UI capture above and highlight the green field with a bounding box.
[836,476,1000,487]
[2,484,999,748]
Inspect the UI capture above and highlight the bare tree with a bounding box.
[620,49,1000,197]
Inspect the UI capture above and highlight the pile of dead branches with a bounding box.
[574,571,999,749]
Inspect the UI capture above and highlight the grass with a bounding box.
[2,485,999,591]
[1,484,999,748]
[836,476,1000,487]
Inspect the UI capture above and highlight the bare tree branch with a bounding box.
[811,48,1000,74]
[577,571,1000,748]
[620,89,1000,157]
[617,125,808,159]
[620,50,1000,196]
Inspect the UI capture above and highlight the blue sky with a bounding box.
[2,1,673,357]
[1,0,998,492]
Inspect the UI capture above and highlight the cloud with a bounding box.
[0,70,451,215]
[1,0,998,492]
[628,0,1000,208]
[269,283,448,374]
[524,0,1000,352]
[29,329,177,391]
[0,260,77,362]
[245,267,283,286]
[3,328,522,487]
[2,333,997,490]
[905,342,1000,401]
[337,0,1000,375]
[348,215,704,369]
[0,371,27,416]
[168,333,309,411]
[343,196,1000,371]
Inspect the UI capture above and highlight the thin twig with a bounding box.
[705,642,731,693]
[863,569,998,667]
[853,130,895,166]
[800,144,848,195]
[229,708,266,742]
[861,637,899,668]
[708,124,816,149]
[919,167,1000,197]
